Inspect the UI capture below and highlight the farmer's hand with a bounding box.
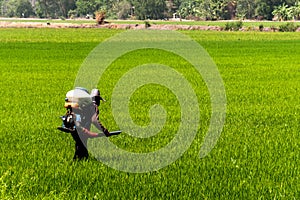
[103,128,110,137]
[82,128,98,137]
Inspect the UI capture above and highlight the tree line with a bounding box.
[1,0,300,21]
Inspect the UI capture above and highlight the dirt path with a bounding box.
[1,20,299,32]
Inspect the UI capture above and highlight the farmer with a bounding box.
[70,87,110,160]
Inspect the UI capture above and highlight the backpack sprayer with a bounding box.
[57,89,83,133]
[57,88,121,136]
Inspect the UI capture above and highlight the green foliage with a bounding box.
[279,22,300,32]
[200,0,231,20]
[236,0,255,19]
[74,0,94,16]
[259,24,264,31]
[224,21,243,31]
[131,0,167,20]
[35,0,76,18]
[1,0,300,20]
[0,28,299,199]
[178,0,232,20]
[114,0,132,20]
[177,0,201,19]
[1,0,34,17]
[68,9,77,19]
[144,20,151,28]
[272,3,292,21]
[290,1,300,20]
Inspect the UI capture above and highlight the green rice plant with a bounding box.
[279,22,300,32]
[224,21,243,31]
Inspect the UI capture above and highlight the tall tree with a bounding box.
[1,0,34,17]
[36,0,60,18]
[236,0,255,19]
[178,0,201,19]
[36,0,76,18]
[75,0,97,16]
[272,3,291,20]
[0,0,7,16]
[254,0,295,20]
[74,0,116,18]
[131,0,167,20]
[112,0,131,19]
[272,1,300,20]
[197,0,231,20]
[165,0,181,18]
[57,0,76,17]
[290,1,300,20]
[16,0,35,17]
[227,0,237,19]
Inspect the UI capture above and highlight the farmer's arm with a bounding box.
[91,112,110,136]
[81,127,99,137]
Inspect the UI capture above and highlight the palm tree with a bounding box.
[272,3,291,21]
[289,1,300,20]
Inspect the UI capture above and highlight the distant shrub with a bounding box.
[68,10,77,19]
[144,21,151,28]
[95,9,106,25]
[279,23,299,32]
[246,26,254,31]
[270,25,277,32]
[224,21,243,31]
[259,24,264,31]
[235,21,243,29]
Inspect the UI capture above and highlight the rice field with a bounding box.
[0,28,299,199]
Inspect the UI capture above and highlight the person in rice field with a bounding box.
[67,87,111,160]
